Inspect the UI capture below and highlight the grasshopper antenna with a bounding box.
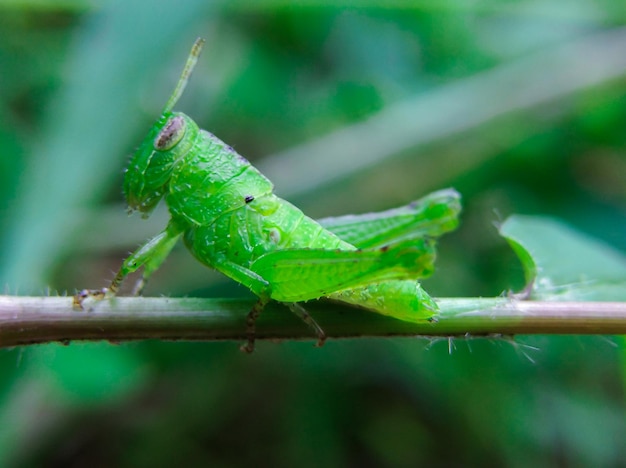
[162,37,205,114]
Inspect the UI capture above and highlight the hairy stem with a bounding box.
[1,296,626,349]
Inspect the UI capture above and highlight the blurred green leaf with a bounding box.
[0,343,146,467]
[500,215,626,300]
[0,0,212,291]
[24,343,146,404]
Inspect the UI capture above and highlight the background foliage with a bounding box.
[1,1,626,466]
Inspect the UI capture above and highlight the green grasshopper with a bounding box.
[75,38,461,352]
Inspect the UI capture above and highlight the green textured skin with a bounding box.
[122,111,444,321]
[112,38,462,331]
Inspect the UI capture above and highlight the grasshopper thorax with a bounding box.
[124,112,198,217]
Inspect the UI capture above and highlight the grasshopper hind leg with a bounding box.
[287,302,326,347]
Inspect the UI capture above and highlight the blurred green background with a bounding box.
[2,1,626,466]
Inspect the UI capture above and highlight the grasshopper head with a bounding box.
[123,38,204,218]
[124,112,197,217]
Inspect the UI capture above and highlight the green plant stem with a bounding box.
[1,296,626,349]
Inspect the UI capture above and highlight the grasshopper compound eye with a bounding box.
[154,115,186,151]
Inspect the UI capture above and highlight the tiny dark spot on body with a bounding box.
[245,195,255,204]
[380,245,389,252]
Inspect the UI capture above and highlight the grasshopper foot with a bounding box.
[314,332,327,348]
[287,302,327,348]
[239,340,256,354]
[72,288,109,310]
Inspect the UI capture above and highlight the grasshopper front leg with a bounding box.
[73,224,182,309]
[109,227,182,296]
